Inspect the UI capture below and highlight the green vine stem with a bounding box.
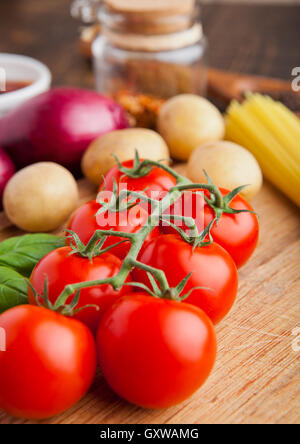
[54,157,247,306]
[174,183,224,209]
[160,214,200,239]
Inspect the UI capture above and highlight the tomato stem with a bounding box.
[174,183,224,209]
[66,229,129,261]
[129,259,170,293]
[160,214,200,240]
[55,156,247,306]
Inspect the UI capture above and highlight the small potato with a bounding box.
[4,162,79,232]
[158,95,225,161]
[187,141,263,201]
[82,128,170,185]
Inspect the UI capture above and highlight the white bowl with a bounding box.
[0,53,52,118]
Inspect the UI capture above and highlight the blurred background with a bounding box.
[0,0,299,89]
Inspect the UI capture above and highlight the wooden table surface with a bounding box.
[1,0,300,84]
[0,0,300,425]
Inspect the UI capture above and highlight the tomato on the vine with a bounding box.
[97,293,217,409]
[160,188,259,268]
[29,246,132,335]
[0,305,97,420]
[134,234,238,325]
[204,189,259,268]
[101,159,177,202]
[67,200,159,259]
[160,190,206,233]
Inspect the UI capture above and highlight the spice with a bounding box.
[115,90,165,128]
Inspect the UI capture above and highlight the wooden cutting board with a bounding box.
[0,171,299,424]
[0,66,300,424]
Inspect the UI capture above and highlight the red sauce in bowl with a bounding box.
[0,80,32,94]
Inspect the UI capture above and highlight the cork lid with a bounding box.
[102,0,198,35]
[104,0,195,16]
[103,23,203,52]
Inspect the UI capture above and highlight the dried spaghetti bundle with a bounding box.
[225,94,300,207]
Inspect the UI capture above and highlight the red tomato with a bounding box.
[160,189,259,268]
[29,246,131,335]
[97,293,217,408]
[67,200,159,259]
[0,305,97,420]
[101,159,177,203]
[204,189,259,268]
[160,191,206,233]
[134,234,238,325]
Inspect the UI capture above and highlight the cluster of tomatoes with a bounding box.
[0,159,259,420]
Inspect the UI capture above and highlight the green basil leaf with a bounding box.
[0,266,28,313]
[0,234,65,277]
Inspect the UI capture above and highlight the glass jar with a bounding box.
[92,0,207,99]
[71,0,102,23]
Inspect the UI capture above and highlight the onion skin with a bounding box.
[0,88,129,174]
[0,147,15,208]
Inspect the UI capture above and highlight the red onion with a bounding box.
[0,147,15,208]
[0,88,129,174]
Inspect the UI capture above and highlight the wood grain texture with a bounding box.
[0,178,299,425]
[0,0,299,425]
